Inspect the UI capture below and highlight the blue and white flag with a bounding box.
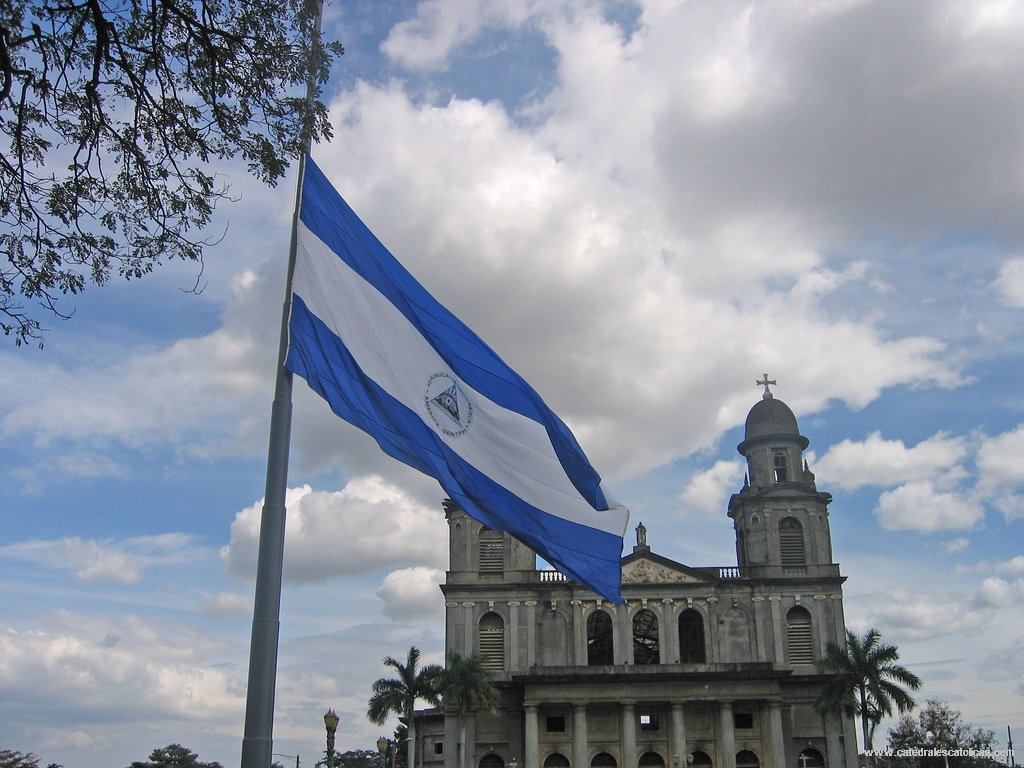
[285,156,629,603]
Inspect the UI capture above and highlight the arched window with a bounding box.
[678,609,706,663]
[797,748,825,768]
[639,754,665,767]
[592,754,617,767]
[479,755,505,768]
[479,612,505,671]
[691,752,713,768]
[786,606,814,665]
[544,754,571,768]
[736,751,759,768]
[632,609,660,665]
[587,610,614,665]
[779,517,806,569]
[479,527,504,572]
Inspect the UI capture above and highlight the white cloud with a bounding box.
[974,576,1024,608]
[875,481,984,531]
[0,613,242,723]
[814,431,968,491]
[199,591,253,619]
[977,423,1024,488]
[377,567,446,620]
[680,460,745,514]
[0,534,202,585]
[993,256,1024,307]
[220,478,448,583]
[856,586,992,640]
[943,537,969,554]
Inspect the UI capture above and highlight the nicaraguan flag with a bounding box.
[285,156,629,603]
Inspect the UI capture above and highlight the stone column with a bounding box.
[622,703,637,768]
[574,704,589,768]
[824,712,844,768]
[620,605,633,664]
[768,597,783,664]
[525,705,539,768]
[509,601,521,671]
[464,602,475,654]
[525,601,538,668]
[768,702,786,768]
[671,703,687,768]
[663,599,679,663]
[572,600,585,665]
[719,702,736,768]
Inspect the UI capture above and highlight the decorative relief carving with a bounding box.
[622,558,699,584]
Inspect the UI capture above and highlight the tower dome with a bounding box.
[737,394,809,454]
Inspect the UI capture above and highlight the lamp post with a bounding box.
[377,737,397,768]
[324,709,340,768]
[274,754,300,768]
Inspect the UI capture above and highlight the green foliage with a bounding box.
[315,749,383,768]
[128,743,224,768]
[886,700,1006,768]
[367,647,443,768]
[0,0,344,346]
[438,651,500,716]
[816,628,922,768]
[437,652,501,768]
[0,749,60,768]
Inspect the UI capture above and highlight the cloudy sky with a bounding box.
[2,0,1024,766]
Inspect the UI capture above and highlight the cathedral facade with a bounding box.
[417,387,858,768]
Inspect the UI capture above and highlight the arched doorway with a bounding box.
[544,754,571,768]
[797,748,825,768]
[638,753,665,767]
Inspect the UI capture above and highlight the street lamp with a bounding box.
[377,736,396,768]
[324,709,340,768]
[273,754,300,768]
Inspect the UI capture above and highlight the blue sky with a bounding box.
[2,1,1024,766]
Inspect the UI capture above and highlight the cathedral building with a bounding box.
[417,385,858,768]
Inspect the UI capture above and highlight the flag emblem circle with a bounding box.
[425,372,474,437]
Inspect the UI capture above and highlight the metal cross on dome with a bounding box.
[757,373,777,399]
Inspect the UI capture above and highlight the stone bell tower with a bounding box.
[728,376,835,573]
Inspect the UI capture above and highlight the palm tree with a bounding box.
[437,652,501,768]
[367,647,444,768]
[816,628,922,768]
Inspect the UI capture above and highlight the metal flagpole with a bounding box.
[240,2,324,765]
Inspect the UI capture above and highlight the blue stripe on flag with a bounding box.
[286,156,628,603]
[298,159,607,510]
[288,296,624,601]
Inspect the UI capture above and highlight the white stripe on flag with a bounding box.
[294,222,626,537]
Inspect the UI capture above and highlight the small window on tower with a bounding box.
[773,452,788,482]
[734,712,754,729]
[434,743,444,755]
[546,716,566,732]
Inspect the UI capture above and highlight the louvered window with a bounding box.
[478,612,505,671]
[786,607,814,665]
[479,527,504,572]
[779,517,806,570]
